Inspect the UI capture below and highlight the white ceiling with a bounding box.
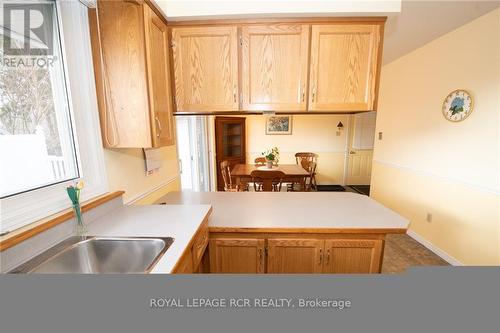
[153,0,500,64]
[383,1,500,64]
[155,0,402,18]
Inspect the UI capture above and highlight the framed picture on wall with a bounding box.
[266,116,292,135]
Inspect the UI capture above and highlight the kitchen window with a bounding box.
[0,1,79,198]
[0,0,107,233]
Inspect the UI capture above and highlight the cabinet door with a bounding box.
[209,238,265,273]
[267,239,324,274]
[173,249,194,274]
[323,239,383,274]
[309,25,381,111]
[241,24,309,111]
[144,6,175,147]
[92,0,152,147]
[171,27,239,112]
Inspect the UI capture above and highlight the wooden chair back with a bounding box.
[220,160,237,191]
[296,152,318,190]
[295,152,318,165]
[303,160,317,191]
[250,170,285,192]
[254,157,267,165]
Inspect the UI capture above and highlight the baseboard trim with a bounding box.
[124,175,179,205]
[407,230,464,266]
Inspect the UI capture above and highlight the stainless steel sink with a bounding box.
[10,236,174,274]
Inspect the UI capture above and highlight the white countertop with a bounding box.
[86,204,212,273]
[160,191,409,231]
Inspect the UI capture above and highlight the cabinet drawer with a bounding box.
[192,220,209,267]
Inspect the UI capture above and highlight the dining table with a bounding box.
[231,164,309,189]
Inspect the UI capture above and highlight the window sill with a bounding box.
[0,191,125,252]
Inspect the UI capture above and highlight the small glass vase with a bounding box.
[73,203,87,236]
[266,160,273,169]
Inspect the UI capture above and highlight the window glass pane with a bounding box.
[0,0,79,198]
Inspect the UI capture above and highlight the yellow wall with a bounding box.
[372,9,500,265]
[244,115,349,184]
[104,145,180,204]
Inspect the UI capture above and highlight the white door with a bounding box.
[346,112,376,185]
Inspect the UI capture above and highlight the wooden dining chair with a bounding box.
[303,160,317,191]
[250,170,285,192]
[295,152,318,190]
[254,157,267,165]
[220,161,241,192]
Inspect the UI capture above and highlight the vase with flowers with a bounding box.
[66,181,87,236]
[262,147,280,169]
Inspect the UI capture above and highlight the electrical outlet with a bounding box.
[426,213,433,223]
[378,132,383,140]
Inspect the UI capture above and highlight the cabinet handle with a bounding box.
[233,88,237,103]
[155,116,162,137]
[319,248,323,265]
[259,248,263,262]
[301,86,305,102]
[326,249,330,265]
[312,87,316,103]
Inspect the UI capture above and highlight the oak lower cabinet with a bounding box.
[267,239,323,273]
[209,238,265,273]
[172,218,209,274]
[89,0,175,148]
[174,249,194,274]
[323,239,383,274]
[209,234,384,274]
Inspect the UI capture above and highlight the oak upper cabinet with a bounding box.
[171,27,239,112]
[209,238,265,273]
[309,24,382,111]
[144,5,175,147]
[90,0,175,148]
[323,239,383,274]
[267,239,323,274]
[241,24,309,111]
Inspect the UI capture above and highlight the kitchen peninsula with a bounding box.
[161,192,409,274]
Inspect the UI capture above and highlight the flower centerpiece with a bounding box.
[262,147,280,168]
[66,181,87,235]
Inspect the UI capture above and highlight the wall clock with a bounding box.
[442,89,473,122]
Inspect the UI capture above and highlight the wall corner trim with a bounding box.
[407,230,464,266]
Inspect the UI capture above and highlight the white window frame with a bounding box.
[0,0,107,234]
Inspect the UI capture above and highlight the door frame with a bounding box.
[175,116,212,191]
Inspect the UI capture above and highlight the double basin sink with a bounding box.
[10,236,174,274]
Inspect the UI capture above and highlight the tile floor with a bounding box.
[382,234,450,273]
